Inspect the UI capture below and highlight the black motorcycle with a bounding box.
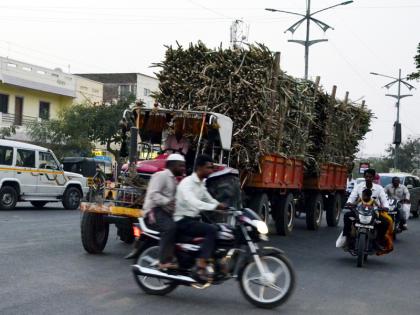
[388,198,402,239]
[131,208,296,309]
[343,204,383,268]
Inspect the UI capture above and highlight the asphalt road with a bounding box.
[1,203,420,315]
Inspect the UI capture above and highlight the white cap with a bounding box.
[167,153,185,162]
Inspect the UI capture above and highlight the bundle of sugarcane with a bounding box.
[153,42,371,172]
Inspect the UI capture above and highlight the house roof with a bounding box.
[75,73,157,84]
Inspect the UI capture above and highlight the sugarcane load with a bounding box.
[117,41,372,239]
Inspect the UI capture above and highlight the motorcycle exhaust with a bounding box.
[132,265,197,284]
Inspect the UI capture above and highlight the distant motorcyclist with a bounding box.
[174,154,227,281]
[385,177,410,230]
[338,169,392,253]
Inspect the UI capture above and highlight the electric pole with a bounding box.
[266,0,353,80]
[370,69,416,170]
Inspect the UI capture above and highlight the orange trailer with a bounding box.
[241,155,347,236]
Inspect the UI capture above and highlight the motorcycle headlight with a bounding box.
[255,220,269,235]
[359,215,372,224]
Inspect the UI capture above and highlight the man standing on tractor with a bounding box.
[125,154,186,270]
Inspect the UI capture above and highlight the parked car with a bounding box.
[378,173,420,218]
[0,140,89,210]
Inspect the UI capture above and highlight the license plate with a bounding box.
[355,223,374,229]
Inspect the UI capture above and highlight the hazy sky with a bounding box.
[0,0,419,156]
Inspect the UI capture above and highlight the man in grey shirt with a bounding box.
[126,154,185,269]
[385,176,410,229]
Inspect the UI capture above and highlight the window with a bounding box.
[144,88,151,96]
[404,177,414,187]
[131,84,137,96]
[0,146,13,165]
[39,101,50,120]
[16,149,35,168]
[119,85,130,97]
[413,177,420,188]
[0,94,9,113]
[39,152,59,170]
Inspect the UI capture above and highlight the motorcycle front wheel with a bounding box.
[133,245,178,295]
[239,253,296,309]
[357,234,367,268]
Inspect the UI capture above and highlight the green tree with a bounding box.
[385,137,420,172]
[408,42,420,81]
[27,96,134,160]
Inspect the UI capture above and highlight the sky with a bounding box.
[0,0,419,157]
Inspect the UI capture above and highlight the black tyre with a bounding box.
[326,193,342,227]
[306,193,323,230]
[412,203,420,218]
[239,253,296,309]
[248,193,271,226]
[30,201,48,209]
[118,227,135,244]
[81,212,109,254]
[0,186,18,210]
[357,234,366,268]
[62,186,82,210]
[273,194,295,236]
[134,245,178,295]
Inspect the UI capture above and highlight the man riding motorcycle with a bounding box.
[125,153,186,269]
[174,154,227,281]
[339,168,393,254]
[384,176,410,230]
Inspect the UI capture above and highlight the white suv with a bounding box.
[0,139,89,210]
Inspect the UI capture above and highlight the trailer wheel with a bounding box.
[248,193,270,225]
[306,193,323,230]
[81,211,109,254]
[272,194,295,236]
[326,193,342,227]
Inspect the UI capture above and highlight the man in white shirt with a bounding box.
[339,169,390,248]
[384,176,410,230]
[174,155,227,281]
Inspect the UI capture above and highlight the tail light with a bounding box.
[133,226,142,238]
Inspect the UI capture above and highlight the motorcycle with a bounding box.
[131,208,296,309]
[387,198,402,239]
[343,204,384,268]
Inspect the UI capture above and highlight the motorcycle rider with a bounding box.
[125,154,186,270]
[338,168,392,253]
[384,176,410,230]
[174,154,227,281]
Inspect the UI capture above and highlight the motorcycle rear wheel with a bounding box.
[133,245,178,295]
[239,253,295,309]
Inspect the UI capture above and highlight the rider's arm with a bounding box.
[378,187,390,208]
[177,179,218,212]
[403,185,410,200]
[347,183,360,204]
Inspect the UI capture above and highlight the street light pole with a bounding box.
[266,0,353,80]
[370,69,416,170]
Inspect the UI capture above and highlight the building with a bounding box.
[76,73,159,107]
[0,56,103,141]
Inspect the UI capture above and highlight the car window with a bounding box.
[404,177,414,187]
[16,149,35,168]
[413,177,420,188]
[39,152,59,170]
[0,145,13,165]
[379,176,393,187]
